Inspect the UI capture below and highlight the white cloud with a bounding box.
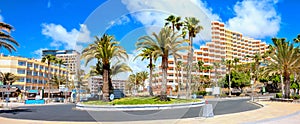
[108,15,130,28]
[121,0,219,43]
[41,23,92,51]
[32,48,48,59]
[226,0,281,38]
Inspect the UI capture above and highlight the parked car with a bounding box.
[52,97,64,102]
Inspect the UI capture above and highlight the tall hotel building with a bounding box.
[155,21,269,90]
[42,50,80,80]
[0,54,68,90]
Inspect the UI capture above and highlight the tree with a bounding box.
[139,71,149,90]
[165,15,183,32]
[0,72,18,85]
[0,22,19,53]
[136,27,188,101]
[224,59,233,96]
[134,47,157,96]
[42,54,56,99]
[263,38,300,98]
[176,61,184,97]
[128,73,143,95]
[183,17,203,98]
[165,15,185,98]
[233,58,240,70]
[81,34,128,102]
[213,62,220,87]
[55,59,66,87]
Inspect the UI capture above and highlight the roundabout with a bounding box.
[0,98,260,122]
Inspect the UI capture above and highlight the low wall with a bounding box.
[76,101,205,111]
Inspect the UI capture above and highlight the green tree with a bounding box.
[55,58,66,87]
[136,27,188,101]
[42,54,56,99]
[213,62,220,87]
[134,47,157,96]
[224,59,233,96]
[176,61,184,97]
[0,72,18,85]
[81,34,128,102]
[165,15,183,32]
[0,22,19,53]
[263,38,300,98]
[183,17,203,98]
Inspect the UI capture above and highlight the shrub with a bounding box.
[194,91,207,96]
[275,93,282,98]
[291,95,300,100]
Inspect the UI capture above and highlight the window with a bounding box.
[34,64,39,69]
[33,72,38,76]
[33,79,38,83]
[39,72,43,77]
[45,67,48,71]
[40,66,44,70]
[26,78,31,83]
[44,74,48,78]
[18,77,25,82]
[17,69,25,74]
[27,63,33,67]
[18,61,26,66]
[27,70,32,75]
[39,80,43,84]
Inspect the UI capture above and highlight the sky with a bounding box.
[0,0,299,79]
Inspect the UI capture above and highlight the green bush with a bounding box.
[291,95,300,99]
[275,93,282,98]
[194,91,207,96]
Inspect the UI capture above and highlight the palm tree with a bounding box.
[233,58,240,70]
[81,34,128,102]
[0,72,18,85]
[128,73,143,95]
[42,54,56,99]
[293,34,300,43]
[225,59,233,96]
[165,15,185,96]
[165,15,183,32]
[183,17,203,98]
[263,38,300,98]
[206,66,213,80]
[213,62,220,87]
[55,59,66,88]
[134,47,157,96]
[176,61,184,97]
[0,22,19,53]
[136,27,188,101]
[139,71,148,89]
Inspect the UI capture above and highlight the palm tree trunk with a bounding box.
[228,67,231,96]
[160,55,168,101]
[281,74,284,96]
[284,73,291,98]
[102,64,110,102]
[187,36,193,99]
[48,64,51,101]
[149,57,154,96]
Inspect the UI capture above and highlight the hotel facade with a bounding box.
[0,54,69,90]
[42,50,80,81]
[154,21,269,90]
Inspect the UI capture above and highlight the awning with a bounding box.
[0,88,21,92]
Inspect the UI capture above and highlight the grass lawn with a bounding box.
[82,97,201,105]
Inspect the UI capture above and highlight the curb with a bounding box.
[248,101,264,108]
[76,101,205,111]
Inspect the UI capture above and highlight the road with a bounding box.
[0,98,259,122]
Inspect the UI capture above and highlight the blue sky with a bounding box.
[0,0,299,78]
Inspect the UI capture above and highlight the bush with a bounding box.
[194,91,207,96]
[291,95,300,100]
[276,93,282,98]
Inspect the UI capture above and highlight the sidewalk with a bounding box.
[0,101,300,124]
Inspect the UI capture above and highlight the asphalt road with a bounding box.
[0,98,259,122]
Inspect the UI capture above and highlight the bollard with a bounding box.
[202,100,214,118]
